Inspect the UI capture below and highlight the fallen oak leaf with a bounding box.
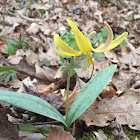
[82,89,140,130]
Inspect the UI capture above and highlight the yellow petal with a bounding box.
[53,49,82,56]
[66,19,92,52]
[104,32,128,51]
[92,23,113,53]
[54,34,82,55]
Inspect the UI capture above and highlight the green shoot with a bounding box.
[0,70,17,82]
[4,37,30,55]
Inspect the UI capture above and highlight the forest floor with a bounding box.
[0,0,140,139]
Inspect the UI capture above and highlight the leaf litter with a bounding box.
[0,0,140,139]
[82,89,140,130]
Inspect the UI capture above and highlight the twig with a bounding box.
[1,0,7,28]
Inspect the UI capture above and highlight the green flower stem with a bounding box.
[65,56,74,129]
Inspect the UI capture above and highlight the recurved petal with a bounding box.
[92,23,113,53]
[53,49,82,56]
[66,19,92,52]
[88,31,96,39]
[54,34,82,55]
[104,32,128,51]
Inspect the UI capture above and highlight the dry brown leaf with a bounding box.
[125,39,135,51]
[74,78,86,90]
[38,48,49,60]
[103,51,119,63]
[118,47,140,74]
[38,36,53,52]
[44,93,63,109]
[100,86,116,99]
[75,65,93,79]
[60,90,80,108]
[88,1,99,11]
[9,79,25,93]
[39,22,58,36]
[45,47,60,66]
[30,3,53,10]
[48,127,75,140]
[82,90,140,130]
[23,77,38,87]
[8,50,25,65]
[51,89,66,96]
[54,66,67,82]
[119,47,140,66]
[112,71,139,92]
[0,16,28,26]
[0,23,19,37]
[25,49,38,66]
[0,41,6,46]
[35,64,56,82]
[81,20,96,32]
[36,83,58,96]
[23,77,39,97]
[94,10,103,23]
[16,8,27,16]
[6,42,35,67]
[93,60,111,76]
[8,55,23,65]
[29,36,42,45]
[54,8,63,14]
[17,59,36,77]
[120,47,131,56]
[60,89,66,96]
[63,1,79,9]
[26,23,41,34]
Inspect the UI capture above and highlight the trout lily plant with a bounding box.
[0,19,127,133]
[53,19,128,129]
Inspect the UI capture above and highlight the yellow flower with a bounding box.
[53,19,128,66]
